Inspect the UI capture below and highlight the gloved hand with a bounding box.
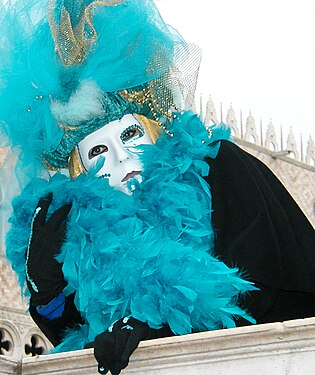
[25,193,71,306]
[92,317,173,375]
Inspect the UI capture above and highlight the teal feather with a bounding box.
[0,0,185,173]
[6,111,257,350]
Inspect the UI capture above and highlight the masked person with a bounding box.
[1,1,314,375]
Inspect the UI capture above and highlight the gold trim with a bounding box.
[119,87,176,137]
[134,114,161,144]
[42,159,61,172]
[57,122,79,131]
[68,147,85,179]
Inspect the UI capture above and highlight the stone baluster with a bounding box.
[245,111,259,144]
[264,119,279,151]
[226,104,239,137]
[287,128,299,161]
[306,136,315,166]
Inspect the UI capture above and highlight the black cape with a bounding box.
[30,140,315,345]
[207,140,315,323]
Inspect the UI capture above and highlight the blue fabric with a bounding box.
[36,293,66,320]
[6,112,257,352]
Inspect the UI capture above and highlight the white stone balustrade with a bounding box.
[2,317,315,374]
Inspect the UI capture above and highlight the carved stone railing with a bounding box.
[0,308,53,361]
[2,317,315,374]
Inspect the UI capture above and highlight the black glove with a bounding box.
[30,293,85,347]
[25,193,71,306]
[92,317,173,375]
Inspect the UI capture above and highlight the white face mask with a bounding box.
[77,114,153,192]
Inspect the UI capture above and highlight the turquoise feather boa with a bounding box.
[6,111,256,351]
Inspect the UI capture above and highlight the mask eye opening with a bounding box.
[120,124,144,144]
[88,144,108,160]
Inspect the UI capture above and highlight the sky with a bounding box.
[156,0,315,146]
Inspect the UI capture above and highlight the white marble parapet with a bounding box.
[0,355,20,374]
[2,317,315,374]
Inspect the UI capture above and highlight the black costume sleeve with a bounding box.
[29,293,84,347]
[206,141,315,323]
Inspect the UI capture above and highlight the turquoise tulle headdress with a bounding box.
[0,0,201,176]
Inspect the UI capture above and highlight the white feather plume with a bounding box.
[50,80,104,125]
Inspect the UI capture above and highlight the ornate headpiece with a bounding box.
[0,0,201,175]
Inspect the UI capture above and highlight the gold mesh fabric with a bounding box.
[171,43,202,110]
[48,0,124,66]
[120,43,201,136]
